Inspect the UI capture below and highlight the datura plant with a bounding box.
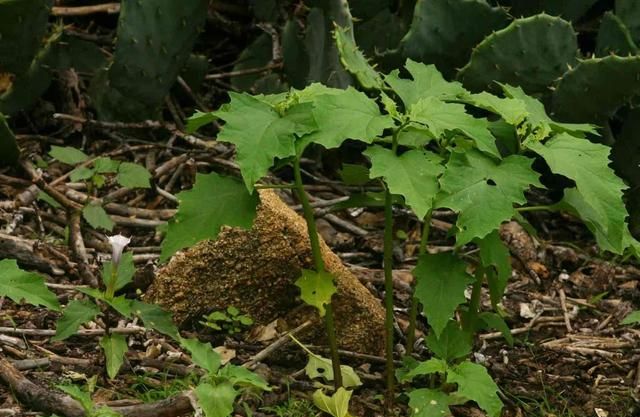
[162,25,639,417]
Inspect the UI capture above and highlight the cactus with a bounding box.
[616,0,640,43]
[551,55,640,123]
[458,14,578,94]
[92,0,209,121]
[0,113,19,165]
[596,11,638,57]
[231,33,274,92]
[334,24,383,89]
[400,0,510,77]
[0,0,52,74]
[498,0,598,21]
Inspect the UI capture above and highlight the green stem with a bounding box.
[105,265,118,301]
[254,183,296,189]
[383,124,407,414]
[406,211,431,354]
[516,205,553,213]
[293,156,342,389]
[464,266,485,332]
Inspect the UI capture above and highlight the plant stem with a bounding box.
[383,125,405,413]
[406,211,431,354]
[516,205,553,213]
[105,265,117,301]
[293,156,342,389]
[464,266,485,332]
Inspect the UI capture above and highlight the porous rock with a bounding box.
[146,190,385,355]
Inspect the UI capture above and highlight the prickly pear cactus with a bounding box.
[92,0,209,121]
[501,0,598,21]
[400,0,509,77]
[596,11,638,57]
[458,14,578,94]
[0,0,52,74]
[0,113,19,165]
[551,55,640,123]
[616,0,640,43]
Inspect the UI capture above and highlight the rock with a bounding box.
[146,190,385,355]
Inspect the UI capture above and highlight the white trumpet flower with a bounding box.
[107,234,131,267]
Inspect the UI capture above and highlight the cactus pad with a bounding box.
[0,0,51,74]
[551,55,640,123]
[400,0,510,77]
[458,14,578,94]
[596,11,638,57]
[93,0,208,120]
[616,0,640,43]
[504,0,598,21]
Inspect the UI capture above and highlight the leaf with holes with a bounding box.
[364,145,443,219]
[413,253,474,336]
[0,259,60,311]
[305,353,362,388]
[407,388,453,417]
[160,172,258,262]
[528,133,630,254]
[436,150,541,245]
[295,269,337,317]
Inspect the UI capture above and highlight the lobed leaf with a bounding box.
[195,382,237,417]
[116,162,151,189]
[312,388,353,417]
[160,172,258,262]
[437,150,541,245]
[53,299,100,341]
[82,203,115,232]
[295,269,337,317]
[447,361,502,417]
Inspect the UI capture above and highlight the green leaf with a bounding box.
[528,133,629,254]
[334,24,384,90]
[396,125,435,149]
[105,296,133,318]
[37,191,62,209]
[477,230,512,306]
[305,353,362,388]
[447,361,502,417]
[407,388,453,417]
[53,299,100,341]
[195,382,237,417]
[82,203,114,231]
[131,300,179,339]
[400,358,447,382]
[622,311,640,325]
[116,162,151,189]
[413,253,474,336]
[180,337,221,374]
[295,269,337,317]
[437,150,541,244]
[364,145,443,218]
[215,93,316,190]
[93,157,120,173]
[101,252,135,292]
[100,333,128,379]
[69,166,95,182]
[49,146,89,165]
[479,312,513,346]
[56,384,93,413]
[0,259,60,311]
[299,87,393,150]
[186,110,218,133]
[338,163,370,186]
[501,84,597,140]
[426,321,472,362]
[312,388,353,417]
[160,172,258,262]
[410,97,500,158]
[461,91,528,126]
[218,364,271,391]
[385,59,467,108]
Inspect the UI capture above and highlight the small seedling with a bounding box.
[200,306,254,334]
